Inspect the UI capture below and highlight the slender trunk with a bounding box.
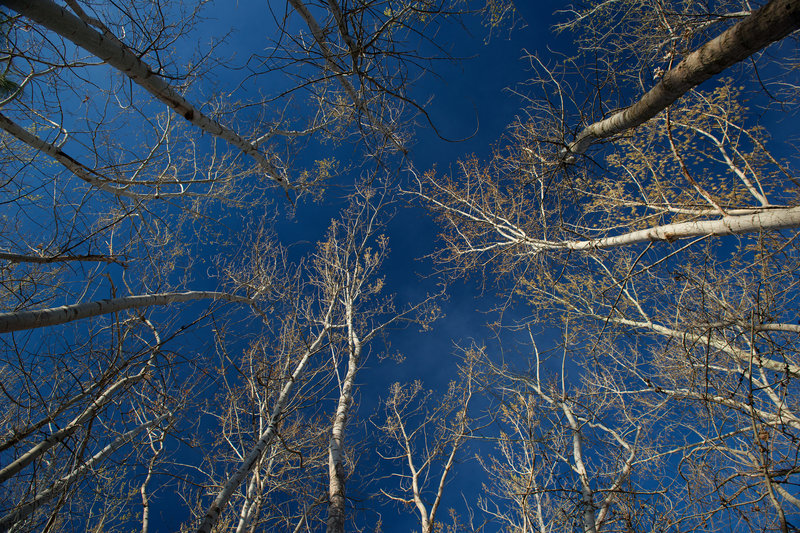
[392,405,431,531]
[3,0,287,187]
[651,384,800,430]
[565,0,800,159]
[562,406,598,533]
[0,414,167,529]
[326,300,361,533]
[603,315,800,378]
[423,435,460,533]
[0,355,152,482]
[0,111,192,199]
[325,0,358,64]
[0,290,252,333]
[140,441,163,533]
[421,383,472,532]
[592,438,636,530]
[0,385,96,452]
[235,452,274,533]
[197,304,333,533]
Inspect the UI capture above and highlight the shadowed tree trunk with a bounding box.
[0,111,210,199]
[0,291,253,333]
[3,0,288,187]
[564,0,800,159]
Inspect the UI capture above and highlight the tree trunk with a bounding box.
[0,111,193,199]
[0,250,120,264]
[3,0,287,188]
[534,206,800,252]
[600,315,800,378]
[197,306,333,533]
[326,304,361,533]
[0,290,252,333]
[0,355,152,482]
[562,406,598,533]
[0,414,167,529]
[565,0,800,159]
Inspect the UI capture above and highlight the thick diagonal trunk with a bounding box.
[0,290,251,333]
[545,206,800,251]
[3,0,287,187]
[565,0,800,159]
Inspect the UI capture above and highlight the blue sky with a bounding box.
[9,1,800,531]
[0,1,572,529]
[160,2,569,530]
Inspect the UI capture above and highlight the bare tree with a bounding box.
[468,330,653,533]
[462,234,800,531]
[0,313,183,531]
[309,188,441,533]
[375,349,477,533]
[3,0,289,187]
[410,2,800,531]
[195,332,331,533]
[412,83,799,273]
[560,0,800,160]
[193,187,440,533]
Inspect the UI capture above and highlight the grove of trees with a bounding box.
[1,0,799,531]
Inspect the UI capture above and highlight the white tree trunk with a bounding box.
[196,304,333,533]
[234,454,274,533]
[0,353,152,482]
[561,406,598,533]
[0,290,252,333]
[571,206,800,250]
[1,385,96,452]
[0,414,167,529]
[414,176,800,257]
[565,0,800,158]
[326,300,361,533]
[4,0,287,188]
[0,111,195,199]
[602,315,800,378]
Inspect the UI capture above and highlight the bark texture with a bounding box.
[326,305,361,533]
[565,0,800,158]
[530,206,800,253]
[3,0,287,187]
[0,291,251,333]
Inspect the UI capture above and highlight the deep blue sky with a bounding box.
[1,1,566,530]
[255,3,570,531]
[5,2,800,531]
[191,2,568,531]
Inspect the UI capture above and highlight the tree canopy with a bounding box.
[1,0,799,532]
